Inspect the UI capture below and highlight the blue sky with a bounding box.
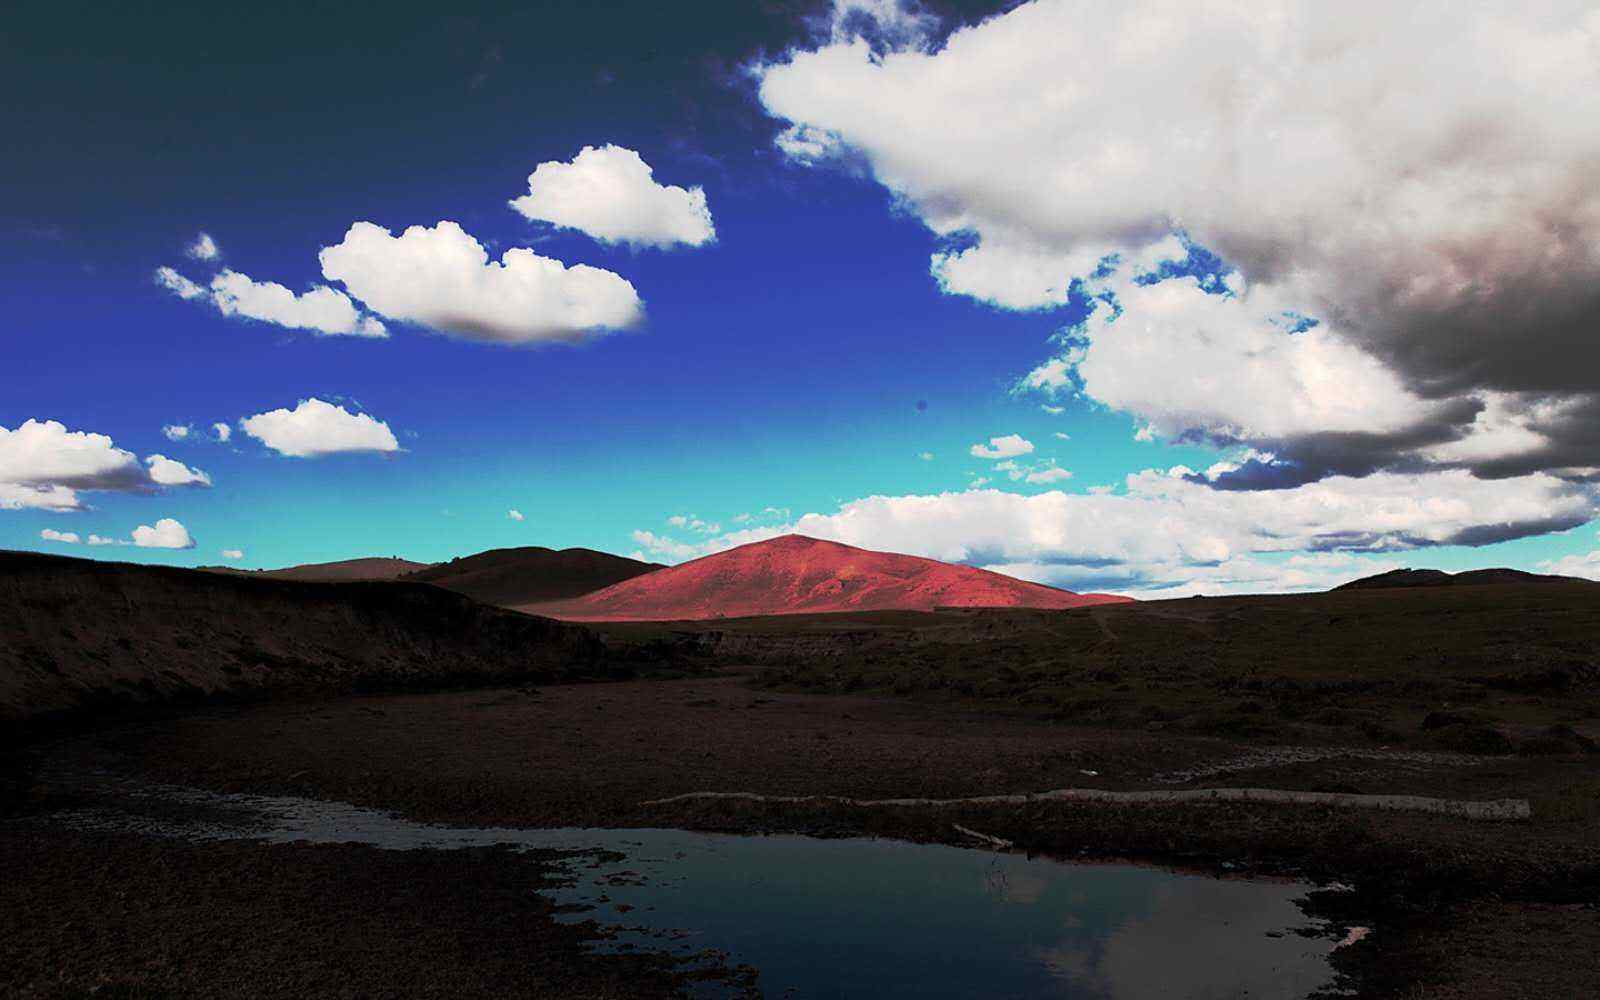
[6,1,1600,595]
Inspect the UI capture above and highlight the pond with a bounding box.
[39,778,1350,998]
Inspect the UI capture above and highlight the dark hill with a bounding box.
[1335,567,1593,591]
[406,547,662,607]
[0,549,602,733]
[201,557,432,582]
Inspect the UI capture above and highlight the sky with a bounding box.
[5,0,1600,597]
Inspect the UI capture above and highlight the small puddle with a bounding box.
[31,775,1351,998]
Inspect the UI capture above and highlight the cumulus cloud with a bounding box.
[212,422,232,443]
[932,240,1103,312]
[509,145,715,249]
[759,1,1600,483]
[1540,549,1600,581]
[994,457,1071,484]
[40,528,80,544]
[1019,260,1472,485]
[155,266,205,300]
[87,534,118,546]
[1025,465,1072,485]
[507,509,525,521]
[667,514,721,534]
[629,529,714,562]
[631,526,786,563]
[730,506,793,526]
[0,418,147,509]
[157,266,386,338]
[186,232,219,261]
[163,424,191,441]
[970,434,1033,460]
[209,269,387,337]
[630,468,1596,595]
[220,548,244,560]
[825,0,939,50]
[145,454,212,487]
[240,398,399,458]
[318,221,643,345]
[132,518,195,549]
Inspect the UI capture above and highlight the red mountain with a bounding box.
[524,534,1133,621]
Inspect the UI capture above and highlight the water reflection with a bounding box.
[34,780,1341,998]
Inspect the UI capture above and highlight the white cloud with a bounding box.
[186,232,220,261]
[155,266,206,300]
[759,1,1600,481]
[969,434,1033,460]
[132,518,194,549]
[318,221,643,345]
[932,240,1103,311]
[220,548,244,560]
[212,422,232,443]
[1,484,82,511]
[667,514,720,533]
[145,454,212,487]
[40,528,80,544]
[1024,267,1439,443]
[1025,465,1072,485]
[773,124,846,165]
[1053,432,1070,440]
[629,529,712,562]
[509,145,715,249]
[1040,405,1064,416]
[630,468,1595,595]
[208,269,387,337]
[507,509,525,521]
[1540,550,1600,580]
[995,457,1072,484]
[87,534,118,546]
[163,424,192,441]
[631,526,787,563]
[157,266,386,338]
[0,418,147,509]
[760,2,1600,321]
[918,451,935,461]
[240,398,399,458]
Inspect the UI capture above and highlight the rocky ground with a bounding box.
[0,827,699,999]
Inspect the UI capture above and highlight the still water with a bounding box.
[42,780,1345,998]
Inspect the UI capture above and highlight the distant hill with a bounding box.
[0,550,601,731]
[406,547,662,607]
[1335,567,1593,591]
[526,534,1133,621]
[202,557,432,582]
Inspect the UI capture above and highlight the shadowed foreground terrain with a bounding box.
[0,829,690,1000]
[13,673,1597,998]
[4,554,1598,998]
[596,582,1600,755]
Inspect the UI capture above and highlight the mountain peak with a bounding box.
[526,535,1131,621]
